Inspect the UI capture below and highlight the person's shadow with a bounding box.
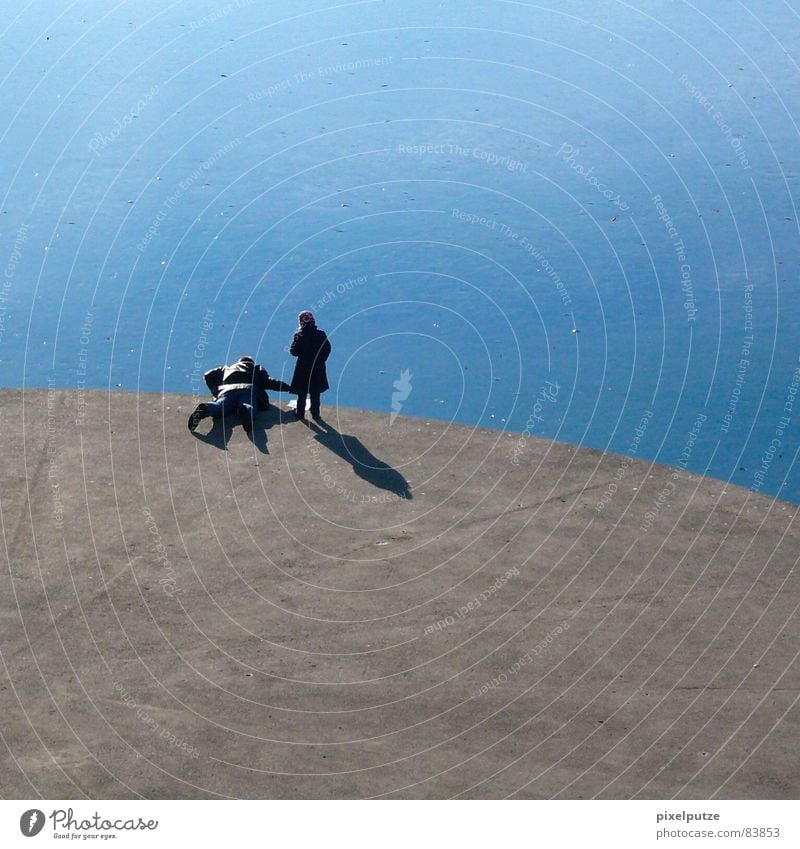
[308,417,412,499]
[191,405,287,454]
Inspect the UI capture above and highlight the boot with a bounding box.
[188,404,208,432]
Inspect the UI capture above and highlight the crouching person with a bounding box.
[188,355,291,434]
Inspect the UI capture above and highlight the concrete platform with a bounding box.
[1,388,798,799]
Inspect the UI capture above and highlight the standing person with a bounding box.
[188,355,291,434]
[289,310,331,421]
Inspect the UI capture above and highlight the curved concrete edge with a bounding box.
[0,388,797,799]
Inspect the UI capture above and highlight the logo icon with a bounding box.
[390,369,413,425]
[20,809,45,837]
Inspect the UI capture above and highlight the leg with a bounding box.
[295,391,307,419]
[188,402,206,433]
[310,392,322,420]
[188,401,209,432]
[238,400,254,434]
[189,390,247,434]
[205,392,239,419]
[201,391,245,435]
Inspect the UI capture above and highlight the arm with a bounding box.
[204,366,224,397]
[320,334,331,362]
[256,365,291,394]
[265,377,292,393]
[289,332,302,357]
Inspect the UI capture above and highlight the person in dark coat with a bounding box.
[188,355,291,434]
[289,310,331,420]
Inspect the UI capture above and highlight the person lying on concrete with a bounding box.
[188,355,291,434]
[289,310,331,421]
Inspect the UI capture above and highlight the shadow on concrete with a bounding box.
[191,414,233,450]
[308,416,412,499]
[191,404,290,453]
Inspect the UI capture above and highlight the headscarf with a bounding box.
[297,310,316,329]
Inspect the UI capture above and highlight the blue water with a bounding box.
[1,1,799,501]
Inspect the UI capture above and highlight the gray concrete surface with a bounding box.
[0,388,798,799]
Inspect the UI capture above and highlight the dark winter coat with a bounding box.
[204,359,290,411]
[289,326,331,394]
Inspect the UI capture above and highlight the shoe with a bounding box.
[188,405,207,432]
[311,413,322,422]
[293,409,305,420]
[239,407,253,434]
